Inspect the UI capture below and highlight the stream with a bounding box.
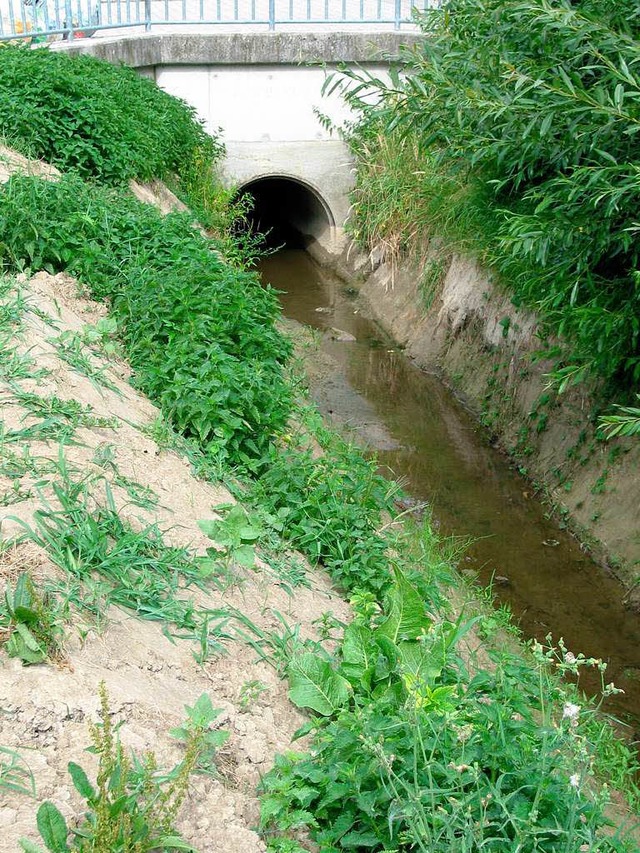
[259,248,640,729]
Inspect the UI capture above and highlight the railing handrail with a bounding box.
[0,0,433,41]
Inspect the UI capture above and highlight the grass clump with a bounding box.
[0,45,221,185]
[0,746,36,798]
[19,477,204,631]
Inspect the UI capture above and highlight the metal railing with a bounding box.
[0,0,435,39]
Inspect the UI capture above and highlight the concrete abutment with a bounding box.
[53,31,420,258]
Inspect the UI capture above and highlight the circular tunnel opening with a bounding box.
[237,176,334,250]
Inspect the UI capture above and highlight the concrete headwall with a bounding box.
[54,32,419,254]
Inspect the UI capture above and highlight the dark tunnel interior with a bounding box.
[237,177,333,250]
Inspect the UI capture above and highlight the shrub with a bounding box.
[0,45,221,184]
[0,174,292,463]
[339,0,640,391]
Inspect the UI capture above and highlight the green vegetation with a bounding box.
[0,746,36,798]
[335,0,640,396]
[248,424,395,595]
[0,42,636,853]
[0,46,220,185]
[261,587,635,852]
[0,174,292,463]
[599,396,640,438]
[20,685,227,853]
[1,571,64,665]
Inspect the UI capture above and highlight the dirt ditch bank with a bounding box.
[308,240,640,598]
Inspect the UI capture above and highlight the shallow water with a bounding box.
[260,248,640,728]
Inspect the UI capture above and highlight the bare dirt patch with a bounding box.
[0,269,349,853]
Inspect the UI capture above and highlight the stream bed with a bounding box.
[260,248,640,729]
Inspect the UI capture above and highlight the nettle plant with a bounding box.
[0,45,221,185]
[0,174,292,464]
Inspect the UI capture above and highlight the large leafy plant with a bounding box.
[339,0,640,392]
[261,573,627,852]
[0,46,221,184]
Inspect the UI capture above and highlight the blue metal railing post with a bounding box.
[65,0,74,38]
[0,0,420,42]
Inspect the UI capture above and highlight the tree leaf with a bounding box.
[287,653,351,716]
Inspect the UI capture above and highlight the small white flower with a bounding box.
[569,773,580,789]
[562,702,580,726]
[564,652,576,665]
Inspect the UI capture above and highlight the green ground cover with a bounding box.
[0,44,638,853]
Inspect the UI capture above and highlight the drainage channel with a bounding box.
[259,247,640,730]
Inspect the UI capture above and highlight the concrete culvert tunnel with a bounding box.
[238,176,334,250]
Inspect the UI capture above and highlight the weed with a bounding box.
[0,174,292,464]
[230,608,321,675]
[261,572,636,852]
[262,554,310,594]
[20,683,227,852]
[418,255,448,312]
[0,745,36,798]
[52,331,121,395]
[17,478,203,631]
[238,680,269,710]
[112,474,158,511]
[183,609,234,664]
[0,572,65,665]
[0,47,221,185]
[0,482,32,506]
[248,433,395,595]
[10,389,116,430]
[198,504,262,570]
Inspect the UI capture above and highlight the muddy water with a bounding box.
[260,248,640,726]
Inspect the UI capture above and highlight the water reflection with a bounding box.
[260,249,640,726]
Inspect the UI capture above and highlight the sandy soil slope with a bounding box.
[0,264,348,852]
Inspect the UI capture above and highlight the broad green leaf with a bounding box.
[376,573,430,643]
[12,605,40,625]
[204,729,229,749]
[18,839,46,853]
[36,802,69,853]
[397,641,442,683]
[341,830,382,848]
[197,518,222,540]
[187,692,216,725]
[67,762,95,802]
[341,623,374,669]
[233,544,255,567]
[7,623,47,665]
[287,653,351,716]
